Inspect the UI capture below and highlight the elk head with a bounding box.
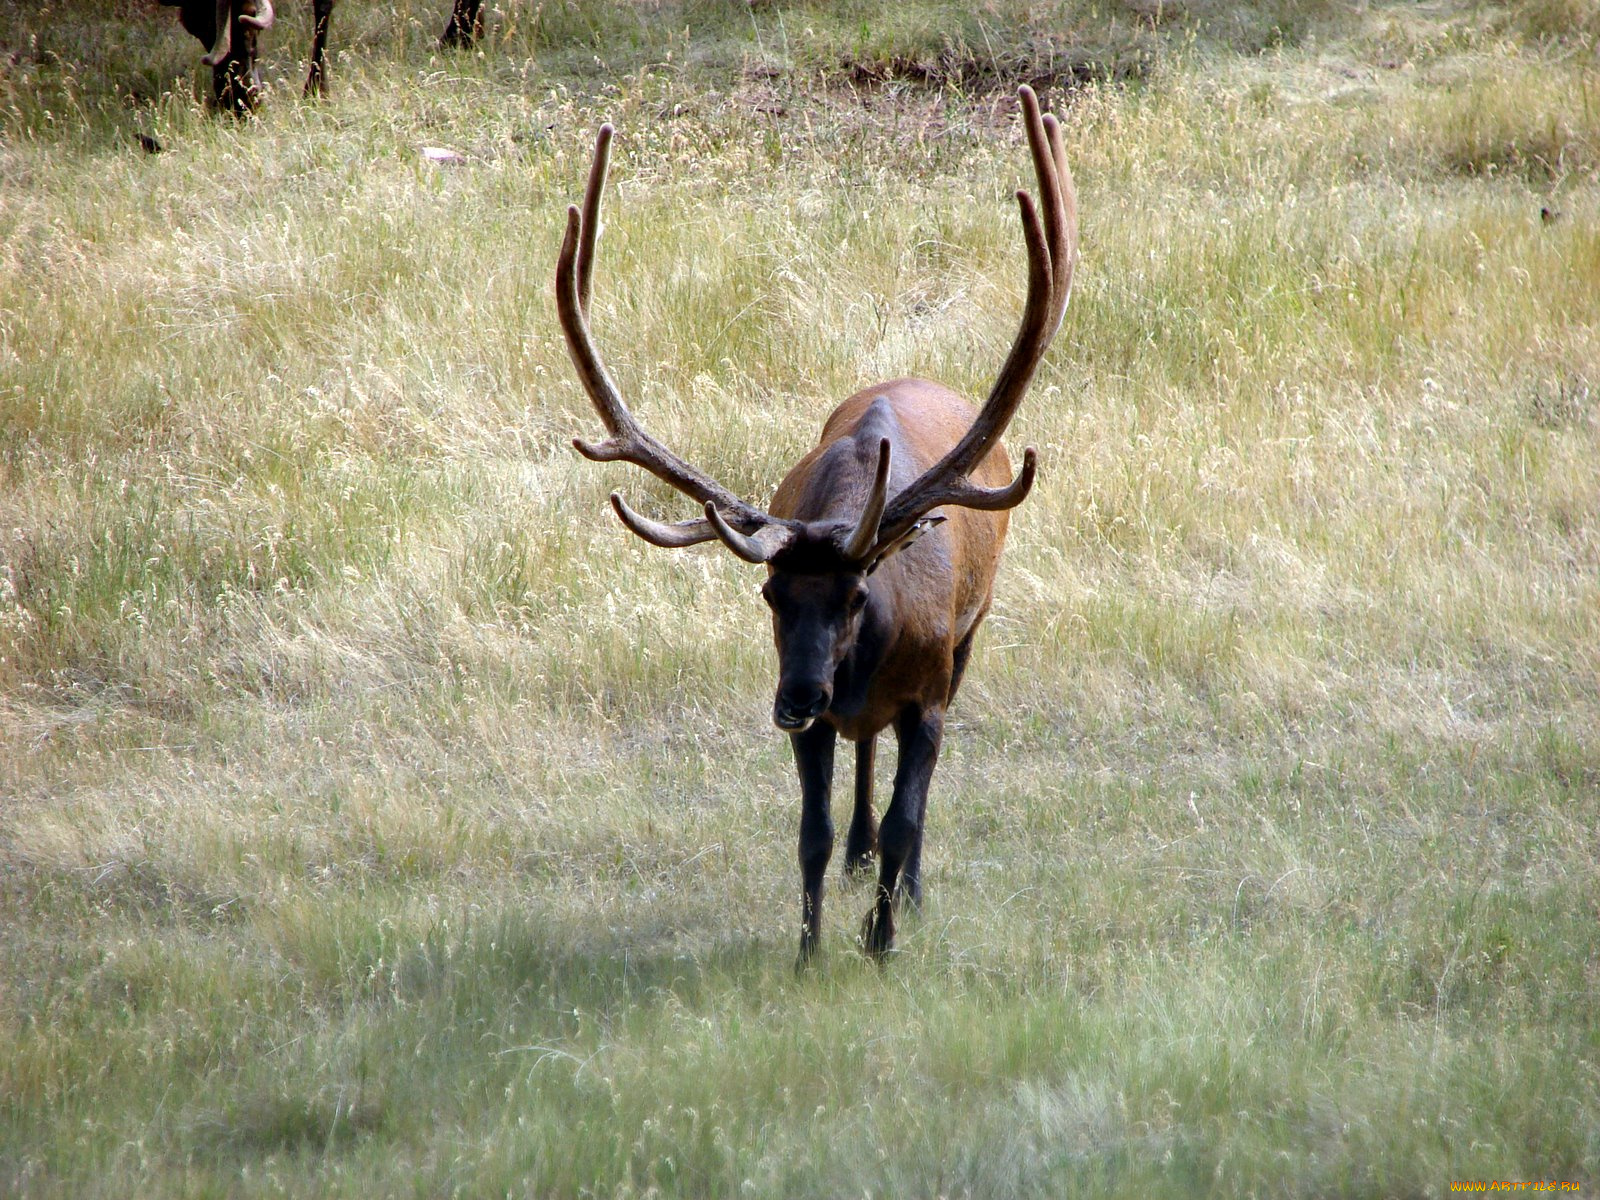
[167,0,276,113]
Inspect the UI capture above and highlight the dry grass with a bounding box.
[3,1,1599,1196]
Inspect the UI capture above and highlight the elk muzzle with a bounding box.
[773,682,831,732]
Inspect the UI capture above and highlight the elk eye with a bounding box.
[759,581,777,608]
[847,584,869,613]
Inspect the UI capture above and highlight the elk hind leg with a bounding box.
[946,611,987,705]
[843,734,877,879]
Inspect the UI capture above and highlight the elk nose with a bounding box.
[773,687,829,731]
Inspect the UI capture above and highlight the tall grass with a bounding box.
[3,1,1599,1196]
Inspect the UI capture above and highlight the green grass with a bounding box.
[3,0,1599,1196]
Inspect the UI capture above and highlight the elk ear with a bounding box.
[865,515,946,575]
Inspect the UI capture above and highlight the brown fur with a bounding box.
[769,379,1013,743]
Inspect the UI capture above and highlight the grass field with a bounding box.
[3,1,1599,1195]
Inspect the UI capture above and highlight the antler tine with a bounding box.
[575,122,612,317]
[705,503,788,564]
[610,493,719,550]
[871,84,1077,550]
[1043,111,1077,339]
[555,126,795,547]
[886,446,1037,517]
[200,0,232,65]
[840,438,892,562]
[241,0,273,31]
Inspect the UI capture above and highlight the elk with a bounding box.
[556,86,1077,966]
[161,0,484,114]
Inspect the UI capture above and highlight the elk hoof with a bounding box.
[859,907,894,960]
[843,849,875,881]
[795,932,821,974]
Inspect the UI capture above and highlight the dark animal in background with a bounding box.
[161,0,485,114]
[556,86,1078,967]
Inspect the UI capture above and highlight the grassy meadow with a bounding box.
[3,0,1599,1195]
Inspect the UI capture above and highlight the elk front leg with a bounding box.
[861,706,943,959]
[843,734,877,878]
[791,721,837,969]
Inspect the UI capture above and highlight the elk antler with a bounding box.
[242,0,274,30]
[200,0,232,64]
[838,438,892,562]
[555,124,801,561]
[869,85,1077,553]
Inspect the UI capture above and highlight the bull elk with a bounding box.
[556,86,1077,966]
[161,0,484,113]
